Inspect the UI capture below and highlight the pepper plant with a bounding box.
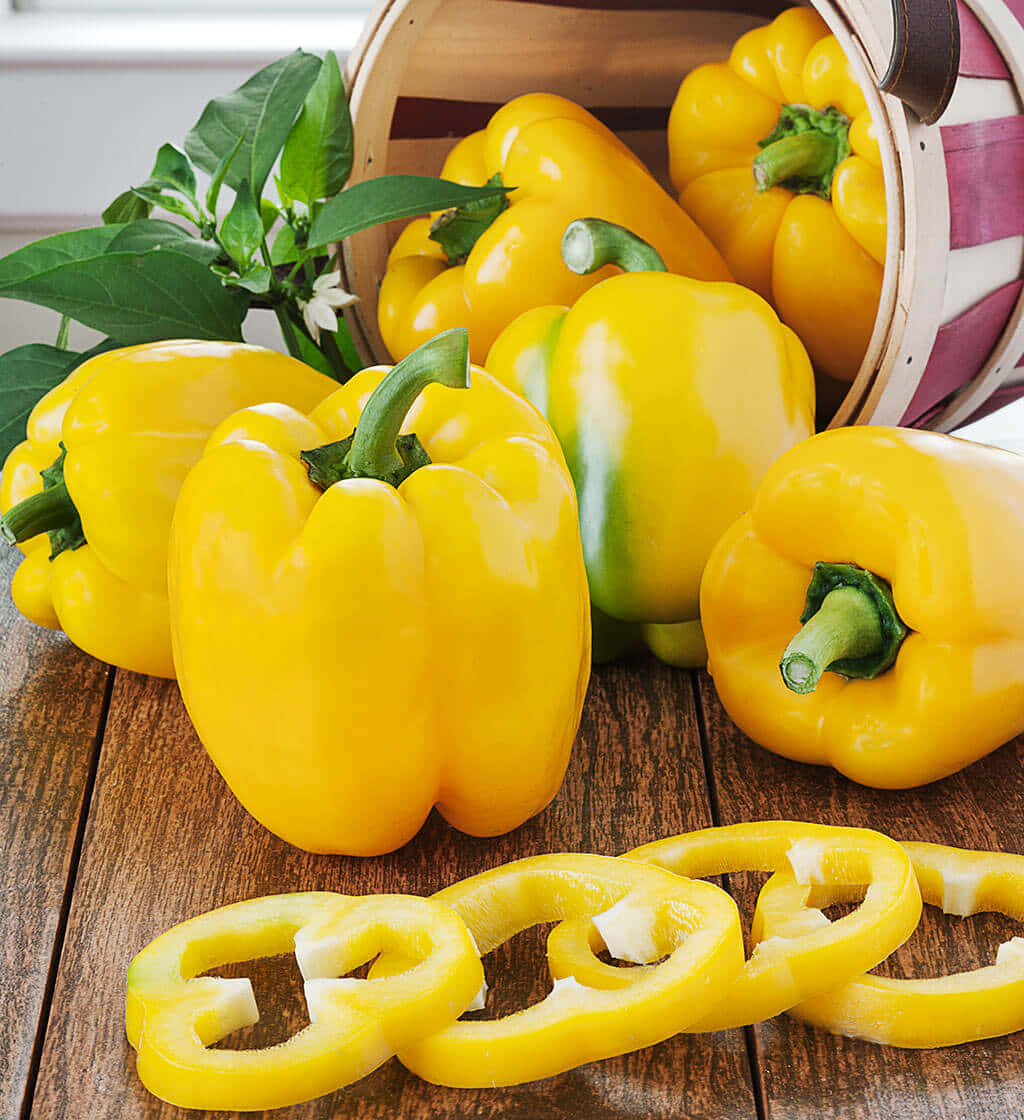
[0,50,507,461]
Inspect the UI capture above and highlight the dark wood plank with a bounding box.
[0,550,111,1120]
[697,672,1024,1120]
[30,662,758,1120]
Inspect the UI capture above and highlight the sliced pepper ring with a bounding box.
[126,892,484,1111]
[759,841,1024,1046]
[370,853,743,1087]
[546,821,921,1030]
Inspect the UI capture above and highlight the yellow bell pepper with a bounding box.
[700,426,1024,787]
[126,891,485,1110]
[757,842,1024,1047]
[169,330,590,854]
[370,853,743,1087]
[486,218,814,665]
[668,6,885,383]
[379,92,731,365]
[0,340,335,677]
[546,821,920,1031]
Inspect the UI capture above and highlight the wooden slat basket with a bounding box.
[341,0,1024,431]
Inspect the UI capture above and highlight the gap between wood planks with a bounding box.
[689,671,770,1120]
[18,667,116,1120]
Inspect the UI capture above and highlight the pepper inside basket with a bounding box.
[339,0,1024,432]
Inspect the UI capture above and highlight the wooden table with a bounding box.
[3,544,1023,1120]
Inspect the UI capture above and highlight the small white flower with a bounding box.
[297,270,359,343]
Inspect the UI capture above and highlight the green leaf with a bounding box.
[130,186,198,225]
[0,226,126,289]
[232,264,272,293]
[105,219,220,265]
[275,175,293,209]
[279,50,353,205]
[102,190,151,225]
[333,318,364,372]
[142,143,197,201]
[0,249,248,344]
[219,180,264,270]
[185,50,323,200]
[260,199,280,235]
[308,176,511,251]
[0,345,82,462]
[270,222,298,265]
[429,173,509,264]
[204,130,247,216]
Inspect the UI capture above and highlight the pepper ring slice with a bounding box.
[546,821,921,1030]
[371,853,743,1087]
[126,892,484,1110]
[759,841,1024,1046]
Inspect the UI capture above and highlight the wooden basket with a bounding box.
[341,0,1024,431]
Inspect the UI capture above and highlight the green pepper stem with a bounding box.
[1,481,78,545]
[752,105,852,198]
[561,218,667,276]
[780,585,884,694]
[346,328,470,481]
[753,131,839,192]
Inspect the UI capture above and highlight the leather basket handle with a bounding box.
[879,0,960,125]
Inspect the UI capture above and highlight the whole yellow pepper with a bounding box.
[701,426,1024,787]
[169,330,590,854]
[0,341,335,677]
[486,218,814,665]
[379,92,731,365]
[668,6,885,383]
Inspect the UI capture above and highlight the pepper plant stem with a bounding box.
[273,305,306,361]
[561,218,667,276]
[780,585,884,694]
[319,329,352,382]
[1,481,78,545]
[262,236,307,364]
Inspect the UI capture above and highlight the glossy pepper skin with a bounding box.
[758,842,1024,1048]
[546,821,920,1031]
[169,331,590,855]
[0,341,335,677]
[379,92,731,365]
[701,426,1024,788]
[126,892,485,1110]
[668,6,884,383]
[370,853,743,1087]
[485,220,815,664]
